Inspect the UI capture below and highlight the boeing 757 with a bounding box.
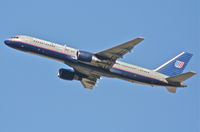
[4,35,196,93]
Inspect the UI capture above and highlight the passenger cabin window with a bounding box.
[33,39,56,48]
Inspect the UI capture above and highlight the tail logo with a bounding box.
[175,60,185,68]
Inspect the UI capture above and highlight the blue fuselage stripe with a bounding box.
[110,67,170,86]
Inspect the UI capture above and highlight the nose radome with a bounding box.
[4,40,11,46]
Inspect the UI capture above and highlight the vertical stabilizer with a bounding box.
[155,52,193,76]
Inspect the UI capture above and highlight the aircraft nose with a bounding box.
[4,39,11,46]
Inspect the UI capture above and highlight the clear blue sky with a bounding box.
[0,0,199,132]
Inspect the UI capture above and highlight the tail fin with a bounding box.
[154,52,193,76]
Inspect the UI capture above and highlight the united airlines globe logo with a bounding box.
[175,60,185,68]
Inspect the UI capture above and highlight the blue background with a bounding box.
[0,0,199,132]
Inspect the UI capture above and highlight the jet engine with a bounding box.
[57,68,80,81]
[77,51,101,63]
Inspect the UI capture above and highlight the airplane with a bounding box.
[4,35,196,93]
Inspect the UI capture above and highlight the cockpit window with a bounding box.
[11,36,19,39]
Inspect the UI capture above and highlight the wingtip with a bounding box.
[138,37,144,40]
[191,71,197,74]
[186,71,197,75]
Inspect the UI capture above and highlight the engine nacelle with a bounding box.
[77,51,93,62]
[58,68,80,81]
[77,51,101,63]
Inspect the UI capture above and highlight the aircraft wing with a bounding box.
[96,37,144,61]
[74,67,101,89]
[94,37,144,69]
[81,77,98,89]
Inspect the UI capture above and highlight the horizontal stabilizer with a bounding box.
[166,72,196,82]
[166,87,177,93]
